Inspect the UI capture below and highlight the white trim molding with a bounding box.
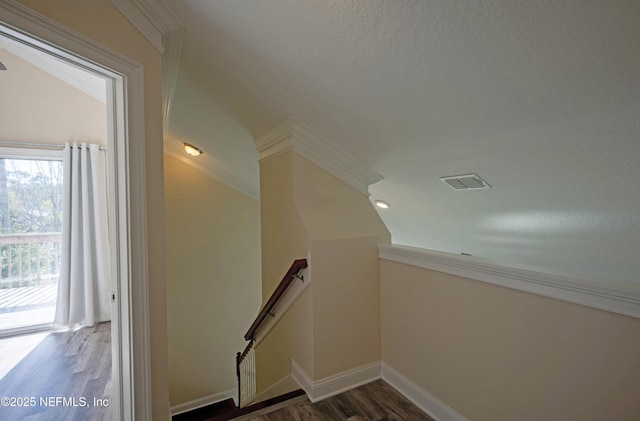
[379,244,640,319]
[110,0,184,133]
[0,145,63,160]
[291,360,381,403]
[381,363,468,421]
[254,117,383,196]
[170,388,237,416]
[161,27,183,134]
[290,360,314,399]
[110,0,182,53]
[289,359,465,421]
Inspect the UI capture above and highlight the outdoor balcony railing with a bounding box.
[0,232,61,289]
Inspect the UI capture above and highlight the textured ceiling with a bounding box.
[165,0,640,285]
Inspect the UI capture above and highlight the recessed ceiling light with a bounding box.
[375,200,390,209]
[184,143,203,156]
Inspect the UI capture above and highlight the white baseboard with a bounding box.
[292,359,381,403]
[381,363,468,421]
[170,388,237,416]
[289,359,468,421]
[291,359,314,397]
[254,373,299,403]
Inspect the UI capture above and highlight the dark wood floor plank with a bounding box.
[250,379,434,421]
[345,385,390,419]
[332,393,363,418]
[0,323,112,421]
[315,398,349,420]
[287,401,326,421]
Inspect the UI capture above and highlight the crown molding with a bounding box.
[110,0,183,133]
[379,244,640,319]
[110,0,162,52]
[110,0,182,52]
[254,117,383,196]
[164,140,260,200]
[161,27,183,134]
[130,0,183,34]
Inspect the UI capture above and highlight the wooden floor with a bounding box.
[247,380,434,421]
[0,322,112,421]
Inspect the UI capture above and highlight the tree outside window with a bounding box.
[0,158,63,287]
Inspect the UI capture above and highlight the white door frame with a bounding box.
[0,2,152,420]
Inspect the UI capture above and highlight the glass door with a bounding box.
[0,157,63,335]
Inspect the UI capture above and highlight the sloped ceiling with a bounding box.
[0,36,107,145]
[164,0,640,285]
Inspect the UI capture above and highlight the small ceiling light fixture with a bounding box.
[374,200,390,209]
[184,143,203,157]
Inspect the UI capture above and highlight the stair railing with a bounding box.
[236,340,255,409]
[235,258,308,408]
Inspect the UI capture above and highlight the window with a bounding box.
[0,148,63,333]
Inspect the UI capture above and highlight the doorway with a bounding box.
[0,24,114,420]
[0,2,152,419]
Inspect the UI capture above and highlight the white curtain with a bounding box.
[54,142,111,330]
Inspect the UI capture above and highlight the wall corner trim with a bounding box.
[381,363,469,421]
[254,117,383,196]
[379,244,640,319]
[291,360,381,403]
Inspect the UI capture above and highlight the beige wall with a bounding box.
[0,50,107,145]
[256,289,315,392]
[381,259,640,421]
[15,1,170,418]
[292,154,389,379]
[256,151,314,391]
[292,154,388,241]
[260,152,311,299]
[310,236,383,378]
[256,150,390,394]
[164,154,261,405]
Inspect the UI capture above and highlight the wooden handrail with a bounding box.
[244,258,308,341]
[0,232,62,244]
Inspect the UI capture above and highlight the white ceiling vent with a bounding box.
[440,174,491,190]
